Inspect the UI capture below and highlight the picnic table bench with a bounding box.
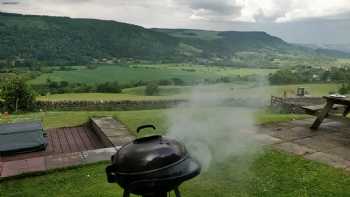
[302,96,350,130]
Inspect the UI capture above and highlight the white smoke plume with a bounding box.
[166,85,264,171]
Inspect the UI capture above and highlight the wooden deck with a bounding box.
[0,125,107,162]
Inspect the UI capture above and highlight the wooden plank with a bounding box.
[302,105,324,116]
[85,126,104,149]
[324,96,350,105]
[0,126,108,162]
[302,105,325,111]
[57,128,71,153]
[84,126,100,148]
[50,129,63,154]
[45,130,54,154]
[70,127,86,152]
[311,101,334,130]
[76,127,94,150]
[302,105,344,116]
[63,128,80,153]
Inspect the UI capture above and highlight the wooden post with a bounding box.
[311,101,334,130]
[15,98,19,113]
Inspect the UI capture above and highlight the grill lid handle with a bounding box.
[137,124,156,133]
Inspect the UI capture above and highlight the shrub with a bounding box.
[145,82,159,96]
[172,78,185,86]
[96,81,122,93]
[339,83,350,95]
[0,77,36,112]
[158,79,173,86]
[86,65,97,70]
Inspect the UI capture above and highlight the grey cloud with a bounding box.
[189,0,239,15]
[175,0,242,19]
[251,1,294,23]
[0,0,19,4]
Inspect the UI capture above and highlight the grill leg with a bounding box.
[174,187,181,197]
[123,190,130,197]
[143,192,167,197]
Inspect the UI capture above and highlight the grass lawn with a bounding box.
[0,109,349,196]
[28,64,276,85]
[2,151,350,197]
[0,109,308,133]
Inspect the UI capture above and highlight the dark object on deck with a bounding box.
[106,125,201,197]
[0,122,47,155]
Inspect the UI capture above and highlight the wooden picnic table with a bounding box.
[310,96,350,130]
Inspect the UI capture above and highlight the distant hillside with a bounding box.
[0,12,180,65]
[0,12,349,67]
[298,43,350,55]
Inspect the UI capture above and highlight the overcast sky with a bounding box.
[1,0,350,44]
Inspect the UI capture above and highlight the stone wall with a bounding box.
[35,100,187,111]
[35,98,268,111]
[0,97,271,113]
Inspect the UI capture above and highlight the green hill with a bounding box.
[0,12,180,65]
[0,12,349,67]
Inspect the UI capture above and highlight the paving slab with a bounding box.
[262,118,350,170]
[45,152,82,170]
[104,147,120,158]
[0,161,3,176]
[257,126,276,135]
[25,157,46,173]
[325,145,350,161]
[80,148,118,164]
[268,126,316,141]
[275,119,314,128]
[1,160,28,177]
[108,136,135,146]
[294,133,350,151]
[322,121,348,128]
[254,134,282,145]
[274,142,316,156]
[304,152,350,169]
[289,119,315,126]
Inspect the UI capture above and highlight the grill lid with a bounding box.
[112,125,187,174]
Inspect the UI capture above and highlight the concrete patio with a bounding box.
[260,118,350,170]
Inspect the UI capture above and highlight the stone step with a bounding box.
[90,117,135,147]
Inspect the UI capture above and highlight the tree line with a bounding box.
[268,66,350,85]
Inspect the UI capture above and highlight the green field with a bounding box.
[29,64,276,85]
[36,83,341,102]
[3,110,350,196]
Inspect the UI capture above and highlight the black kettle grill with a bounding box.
[106,125,201,197]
